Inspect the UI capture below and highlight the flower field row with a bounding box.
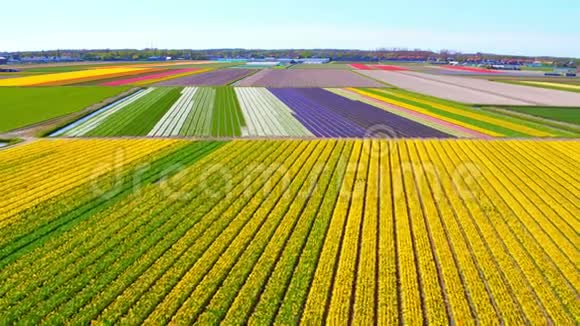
[347,88,579,138]
[270,88,451,138]
[357,70,580,106]
[51,86,578,139]
[155,69,255,86]
[234,69,385,88]
[0,138,577,324]
[131,68,213,86]
[0,63,223,87]
[350,64,409,71]
[101,68,204,86]
[236,87,312,137]
[180,87,216,136]
[148,87,199,137]
[0,67,157,86]
[440,65,503,74]
[518,81,580,91]
[53,89,156,137]
[54,87,455,139]
[56,87,182,137]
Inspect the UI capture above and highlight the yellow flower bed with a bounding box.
[0,67,153,86]
[377,89,555,137]
[520,81,580,91]
[383,91,554,137]
[0,139,180,226]
[349,88,503,137]
[131,68,214,86]
[0,138,577,324]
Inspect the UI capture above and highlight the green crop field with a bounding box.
[0,86,130,133]
[498,106,580,125]
[212,86,246,137]
[181,87,216,136]
[86,87,183,136]
[357,88,578,137]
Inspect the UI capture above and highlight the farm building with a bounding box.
[0,57,7,65]
[245,61,281,67]
[299,58,331,64]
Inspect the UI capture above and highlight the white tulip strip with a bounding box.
[148,87,198,137]
[236,87,312,137]
[63,88,155,137]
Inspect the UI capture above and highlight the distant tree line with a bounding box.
[3,49,578,65]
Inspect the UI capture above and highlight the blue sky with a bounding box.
[3,0,579,57]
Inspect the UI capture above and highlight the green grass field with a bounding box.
[0,86,130,133]
[498,106,580,125]
[212,87,245,137]
[86,87,182,136]
[181,87,216,136]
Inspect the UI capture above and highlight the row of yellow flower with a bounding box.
[244,141,352,325]
[417,140,500,323]
[139,141,313,324]
[0,67,156,86]
[351,141,379,325]
[131,68,213,86]
[197,141,340,325]
[348,88,562,138]
[520,81,580,91]
[325,140,371,323]
[382,90,554,137]
[376,141,400,326]
[0,140,241,325]
[438,139,575,323]
[0,139,179,226]
[424,140,530,322]
[455,140,578,322]
[87,141,261,325]
[163,141,300,325]
[167,141,325,324]
[297,141,360,324]
[327,88,474,138]
[349,88,502,137]
[299,139,577,324]
[0,138,576,323]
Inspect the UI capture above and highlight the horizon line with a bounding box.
[1,48,578,60]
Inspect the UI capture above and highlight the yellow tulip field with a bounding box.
[0,138,577,324]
